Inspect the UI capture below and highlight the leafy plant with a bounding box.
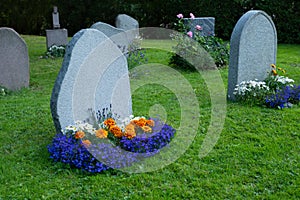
[45,44,66,58]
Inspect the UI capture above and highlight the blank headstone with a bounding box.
[115,14,139,41]
[0,27,29,90]
[227,10,277,100]
[50,28,132,132]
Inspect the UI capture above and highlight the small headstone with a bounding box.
[90,22,129,53]
[184,17,215,36]
[227,10,277,100]
[46,6,68,49]
[0,27,29,90]
[115,14,139,41]
[52,6,60,29]
[50,28,132,132]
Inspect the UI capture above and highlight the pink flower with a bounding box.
[196,25,202,31]
[190,13,195,19]
[187,31,193,38]
[177,13,183,19]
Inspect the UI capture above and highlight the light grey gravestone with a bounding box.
[50,28,132,132]
[0,27,29,90]
[184,17,215,36]
[115,14,139,41]
[91,21,129,53]
[227,10,277,100]
[46,6,68,49]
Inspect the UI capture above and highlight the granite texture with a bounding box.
[227,10,277,100]
[46,29,68,49]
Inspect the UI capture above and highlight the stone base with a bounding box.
[46,29,68,49]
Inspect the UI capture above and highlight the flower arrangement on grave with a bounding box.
[170,12,230,70]
[48,107,176,173]
[233,64,300,109]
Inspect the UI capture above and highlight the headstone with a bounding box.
[184,17,215,36]
[46,6,68,49]
[0,27,29,90]
[50,28,132,132]
[52,6,60,29]
[115,14,139,41]
[90,22,129,53]
[227,10,277,100]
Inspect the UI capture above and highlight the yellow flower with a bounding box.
[271,64,276,69]
[271,69,278,76]
[95,129,108,138]
[142,126,152,133]
[124,124,136,139]
[74,131,85,139]
[82,139,91,147]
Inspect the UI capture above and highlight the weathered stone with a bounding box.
[0,27,29,90]
[90,21,129,53]
[46,29,68,49]
[52,6,60,29]
[184,17,215,36]
[115,14,139,41]
[50,28,132,132]
[227,10,277,100]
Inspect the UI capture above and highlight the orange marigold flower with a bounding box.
[74,130,85,139]
[146,119,155,127]
[142,126,152,133]
[109,125,123,138]
[95,129,108,138]
[133,118,147,127]
[124,130,136,139]
[272,69,278,76]
[104,118,116,127]
[82,139,91,147]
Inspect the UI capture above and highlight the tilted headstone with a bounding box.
[50,28,132,132]
[184,17,215,36]
[46,6,68,49]
[0,27,29,90]
[227,10,277,100]
[90,22,129,53]
[115,14,139,41]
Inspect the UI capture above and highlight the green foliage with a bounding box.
[45,45,66,58]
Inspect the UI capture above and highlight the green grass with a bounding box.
[0,36,299,199]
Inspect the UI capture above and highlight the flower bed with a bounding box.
[48,112,175,173]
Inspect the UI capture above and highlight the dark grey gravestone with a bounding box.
[0,27,29,90]
[50,28,132,132]
[115,14,139,42]
[90,21,129,53]
[46,29,68,49]
[227,10,277,100]
[184,17,215,36]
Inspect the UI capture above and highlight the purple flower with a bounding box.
[187,31,193,38]
[196,25,202,31]
[190,13,195,19]
[177,13,183,19]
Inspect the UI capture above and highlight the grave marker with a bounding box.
[227,10,277,100]
[115,14,139,41]
[50,28,132,132]
[0,27,29,90]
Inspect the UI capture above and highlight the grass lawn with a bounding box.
[0,35,299,199]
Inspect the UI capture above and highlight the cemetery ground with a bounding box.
[0,35,299,199]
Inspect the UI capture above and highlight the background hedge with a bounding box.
[0,0,299,43]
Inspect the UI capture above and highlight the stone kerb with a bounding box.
[91,22,129,53]
[0,27,29,90]
[227,10,277,100]
[50,28,132,132]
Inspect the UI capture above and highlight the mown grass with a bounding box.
[0,36,299,199]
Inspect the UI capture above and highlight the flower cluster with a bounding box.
[48,110,176,173]
[46,44,65,58]
[233,64,299,109]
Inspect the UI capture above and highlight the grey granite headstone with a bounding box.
[227,10,277,100]
[115,14,139,41]
[184,17,215,36]
[46,29,68,49]
[91,22,129,53]
[50,28,132,132]
[0,27,29,90]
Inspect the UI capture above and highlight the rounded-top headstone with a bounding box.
[227,10,277,100]
[0,27,29,90]
[50,28,132,132]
